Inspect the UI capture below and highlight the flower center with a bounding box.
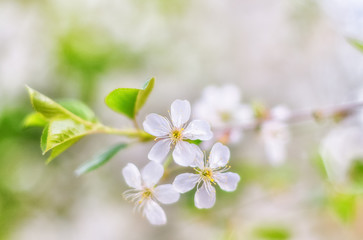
[138,188,153,204]
[142,188,152,199]
[170,128,183,144]
[220,111,232,122]
[201,168,214,183]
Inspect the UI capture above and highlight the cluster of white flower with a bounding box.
[194,85,291,166]
[320,93,363,187]
[122,99,240,225]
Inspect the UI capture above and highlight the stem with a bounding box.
[132,118,140,130]
[288,101,363,124]
[94,124,153,141]
[239,101,363,130]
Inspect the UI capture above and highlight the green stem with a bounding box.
[95,124,153,141]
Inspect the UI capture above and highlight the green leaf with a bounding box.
[47,136,83,163]
[349,159,363,187]
[349,38,363,52]
[75,143,127,176]
[105,78,154,119]
[41,124,49,152]
[253,225,291,240]
[26,87,102,162]
[186,139,202,145]
[330,193,356,223]
[44,119,94,163]
[135,78,155,113]
[23,112,48,128]
[58,99,98,123]
[26,86,96,123]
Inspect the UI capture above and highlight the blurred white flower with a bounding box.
[193,85,254,144]
[260,106,291,166]
[122,161,180,225]
[173,142,240,209]
[320,124,363,184]
[143,99,213,166]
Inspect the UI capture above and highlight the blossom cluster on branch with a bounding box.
[25,79,363,226]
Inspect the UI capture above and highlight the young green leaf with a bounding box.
[349,38,363,53]
[41,124,49,152]
[26,86,97,124]
[105,78,154,119]
[135,78,155,114]
[23,112,48,128]
[47,136,83,163]
[330,193,356,223]
[43,119,94,163]
[58,99,98,123]
[75,143,127,176]
[253,225,291,240]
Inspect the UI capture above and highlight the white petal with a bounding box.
[201,85,241,110]
[148,139,171,163]
[183,120,213,140]
[264,140,287,166]
[173,173,199,193]
[189,144,205,169]
[143,113,171,137]
[320,125,363,183]
[122,163,142,189]
[154,184,180,204]
[261,121,290,165]
[214,172,240,192]
[141,161,164,188]
[235,104,255,125]
[144,200,167,225]
[270,105,291,121]
[194,182,216,209]
[172,141,196,166]
[171,99,191,128]
[209,142,230,169]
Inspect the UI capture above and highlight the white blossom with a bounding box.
[122,161,180,225]
[320,124,363,184]
[173,142,240,209]
[193,84,254,144]
[260,106,291,166]
[143,99,213,166]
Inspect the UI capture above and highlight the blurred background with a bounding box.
[1,0,363,239]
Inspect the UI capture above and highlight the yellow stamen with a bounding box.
[170,128,183,144]
[202,168,214,183]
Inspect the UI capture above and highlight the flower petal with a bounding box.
[172,141,196,166]
[143,113,171,137]
[209,142,230,169]
[154,184,180,204]
[214,172,240,192]
[122,163,142,189]
[261,121,290,165]
[194,182,216,209]
[171,99,191,128]
[173,173,199,193]
[144,200,167,225]
[235,104,254,125]
[270,105,291,121]
[148,139,171,163]
[189,144,205,169]
[183,120,213,140]
[141,161,164,188]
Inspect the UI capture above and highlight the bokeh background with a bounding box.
[1,0,363,239]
